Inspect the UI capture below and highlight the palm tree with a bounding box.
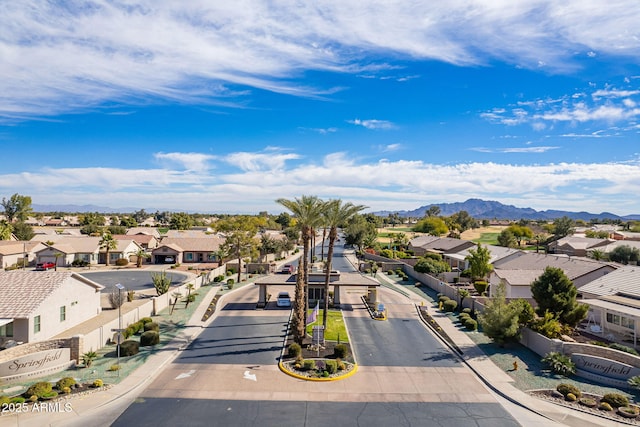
[321,200,366,328]
[131,248,151,268]
[99,232,118,266]
[276,195,324,344]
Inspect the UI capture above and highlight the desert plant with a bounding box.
[93,379,104,388]
[438,295,450,303]
[82,350,98,367]
[579,397,597,408]
[40,391,58,399]
[443,299,457,312]
[10,396,25,404]
[29,395,38,402]
[144,321,160,332]
[532,311,563,339]
[473,281,488,296]
[127,290,135,302]
[565,392,578,402]
[56,377,76,390]
[601,393,630,408]
[140,317,153,324]
[115,258,128,266]
[325,360,337,374]
[108,364,121,371]
[303,360,316,371]
[120,340,140,356]
[618,406,640,418]
[334,344,348,359]
[629,375,640,390]
[556,383,581,398]
[26,382,52,398]
[226,278,235,289]
[462,308,472,315]
[288,343,302,358]
[0,396,10,405]
[336,358,346,371]
[542,352,576,376]
[108,286,125,309]
[140,330,160,346]
[599,401,613,411]
[151,270,172,296]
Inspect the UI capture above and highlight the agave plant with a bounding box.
[541,351,576,376]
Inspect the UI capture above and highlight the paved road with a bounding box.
[112,248,520,427]
[80,270,189,293]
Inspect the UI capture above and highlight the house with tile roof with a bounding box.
[547,236,612,257]
[490,252,616,300]
[34,236,143,267]
[0,241,47,270]
[151,236,225,265]
[114,233,159,250]
[125,227,162,239]
[408,236,476,258]
[0,271,103,345]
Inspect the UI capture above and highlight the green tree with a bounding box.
[465,243,493,281]
[413,217,449,236]
[587,249,607,261]
[277,195,324,344]
[321,199,366,328]
[80,212,106,226]
[274,212,292,228]
[169,212,194,230]
[497,229,517,248]
[609,245,640,265]
[344,214,377,252]
[12,221,34,241]
[414,257,451,275]
[530,267,588,328]
[119,216,138,228]
[0,220,12,240]
[132,209,148,224]
[425,205,441,217]
[449,210,478,233]
[99,231,118,266]
[215,216,265,284]
[505,224,533,247]
[478,282,522,346]
[551,216,575,239]
[131,248,150,268]
[1,193,33,222]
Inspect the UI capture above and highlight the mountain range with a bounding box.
[373,199,640,221]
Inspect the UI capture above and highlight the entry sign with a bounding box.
[312,325,325,344]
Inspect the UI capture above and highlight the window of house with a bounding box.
[185,252,193,261]
[34,315,41,334]
[208,253,215,261]
[0,322,13,337]
[60,306,66,322]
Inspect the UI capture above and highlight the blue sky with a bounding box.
[1,1,639,215]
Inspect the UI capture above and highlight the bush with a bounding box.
[26,382,52,398]
[288,343,302,358]
[556,383,581,398]
[473,281,488,295]
[601,393,630,408]
[609,343,639,355]
[336,358,346,371]
[325,360,337,374]
[462,308,472,315]
[438,295,450,303]
[93,379,104,388]
[387,270,394,275]
[140,317,153,325]
[56,377,76,390]
[443,299,457,312]
[579,397,597,408]
[565,392,578,402]
[71,259,89,267]
[464,318,477,331]
[144,322,160,332]
[458,313,470,323]
[140,330,160,346]
[120,340,140,356]
[40,391,58,399]
[115,258,129,266]
[124,325,136,339]
[618,406,640,418]
[543,352,576,376]
[334,344,348,359]
[599,402,613,411]
[10,396,25,404]
[0,396,10,405]
[303,360,315,371]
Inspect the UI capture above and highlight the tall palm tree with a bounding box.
[99,231,118,266]
[276,195,324,344]
[321,200,366,328]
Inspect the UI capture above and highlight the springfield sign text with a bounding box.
[0,348,71,378]
[571,353,640,380]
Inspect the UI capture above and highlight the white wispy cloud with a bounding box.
[154,152,216,171]
[2,149,640,214]
[299,127,338,134]
[348,119,396,130]
[471,146,559,153]
[2,1,639,119]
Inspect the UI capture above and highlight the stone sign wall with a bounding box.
[0,348,73,384]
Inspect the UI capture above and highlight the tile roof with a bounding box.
[578,266,640,298]
[0,271,103,318]
[160,236,225,252]
[493,252,612,280]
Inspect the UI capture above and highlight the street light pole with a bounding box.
[115,283,125,377]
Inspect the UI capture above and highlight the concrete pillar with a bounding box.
[367,287,378,304]
[333,285,341,305]
[258,284,267,307]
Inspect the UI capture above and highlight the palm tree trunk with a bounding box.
[105,249,110,266]
[322,228,337,329]
[320,227,327,261]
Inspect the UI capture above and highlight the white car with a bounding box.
[276,292,291,307]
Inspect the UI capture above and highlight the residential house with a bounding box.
[126,227,162,240]
[408,236,476,260]
[0,241,47,270]
[446,244,521,272]
[151,236,225,265]
[35,237,101,266]
[0,271,103,345]
[547,236,611,257]
[611,231,640,241]
[114,233,159,251]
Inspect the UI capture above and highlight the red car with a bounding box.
[36,262,56,271]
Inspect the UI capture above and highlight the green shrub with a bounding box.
[458,313,470,323]
[144,322,160,332]
[10,396,25,404]
[124,325,136,339]
[120,340,140,356]
[288,343,302,358]
[542,352,576,377]
[337,359,346,371]
[556,383,581,398]
[473,281,488,295]
[578,397,597,408]
[609,343,639,355]
[140,317,153,325]
[93,379,104,388]
[438,295,450,303]
[601,393,630,408]
[40,391,58,399]
[325,360,337,374]
[226,279,235,289]
[140,330,160,346]
[443,299,457,312]
[115,258,128,266]
[462,308,472,315]
[56,377,76,390]
[303,360,316,371]
[464,318,477,331]
[29,395,38,403]
[25,382,52,398]
[108,364,120,371]
[387,270,394,275]
[334,344,348,359]
[565,392,577,402]
[618,406,640,418]
[0,396,9,405]
[322,371,329,377]
[599,402,613,411]
[62,386,71,394]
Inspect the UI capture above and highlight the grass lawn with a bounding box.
[473,232,500,245]
[306,309,349,342]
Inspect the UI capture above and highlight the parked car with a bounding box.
[35,262,55,271]
[276,292,291,307]
[279,264,296,274]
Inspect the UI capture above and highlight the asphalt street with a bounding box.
[80,270,189,293]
